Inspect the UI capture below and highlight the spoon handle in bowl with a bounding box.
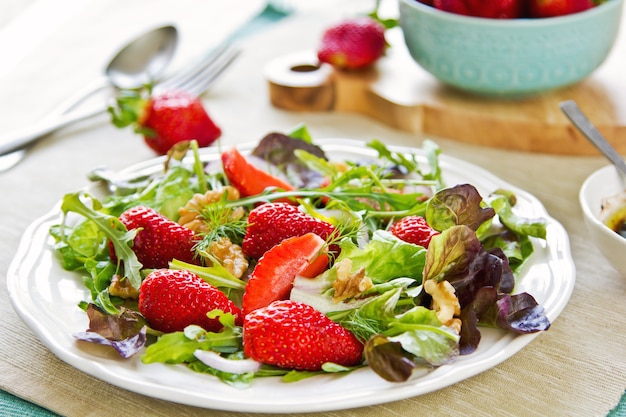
[560,100,626,179]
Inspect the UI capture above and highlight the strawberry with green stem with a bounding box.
[109,87,221,155]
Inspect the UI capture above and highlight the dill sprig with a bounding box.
[195,199,248,253]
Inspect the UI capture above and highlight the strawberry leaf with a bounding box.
[107,90,146,129]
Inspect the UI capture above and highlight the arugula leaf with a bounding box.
[169,257,246,304]
[142,312,243,365]
[59,192,142,290]
[82,259,120,314]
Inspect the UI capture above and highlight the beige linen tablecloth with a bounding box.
[1,1,625,416]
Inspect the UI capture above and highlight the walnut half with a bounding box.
[332,259,373,303]
[108,274,140,299]
[178,186,243,233]
[205,237,249,279]
[423,279,462,334]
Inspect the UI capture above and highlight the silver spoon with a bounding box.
[560,100,626,184]
[0,25,178,158]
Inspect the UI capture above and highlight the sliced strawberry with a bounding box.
[299,251,330,278]
[221,147,295,198]
[241,233,327,316]
[242,202,338,259]
[243,300,363,371]
[139,269,242,333]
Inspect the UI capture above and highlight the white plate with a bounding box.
[7,139,575,413]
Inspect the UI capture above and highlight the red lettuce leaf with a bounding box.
[73,303,148,358]
[251,132,327,188]
[426,184,495,232]
[74,328,147,358]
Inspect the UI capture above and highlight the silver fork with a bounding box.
[0,43,240,166]
[0,1,294,172]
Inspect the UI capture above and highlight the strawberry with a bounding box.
[434,0,524,18]
[243,300,363,371]
[242,202,337,259]
[242,233,328,316]
[139,269,242,333]
[109,88,221,155]
[389,215,439,248]
[112,205,199,269]
[433,0,471,15]
[528,0,594,17]
[221,147,295,198]
[317,17,386,70]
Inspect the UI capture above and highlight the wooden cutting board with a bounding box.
[265,28,626,155]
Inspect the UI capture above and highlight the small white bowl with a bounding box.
[579,165,626,276]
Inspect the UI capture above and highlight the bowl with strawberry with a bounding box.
[398,0,623,96]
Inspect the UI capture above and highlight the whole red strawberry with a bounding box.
[109,88,221,155]
[243,300,363,371]
[242,202,337,259]
[317,17,386,70]
[434,0,524,18]
[242,233,328,316]
[433,0,471,15]
[528,0,594,17]
[389,215,439,248]
[113,205,199,269]
[139,269,242,333]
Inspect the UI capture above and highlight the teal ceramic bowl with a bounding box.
[398,0,624,96]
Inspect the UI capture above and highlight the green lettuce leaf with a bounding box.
[338,230,426,283]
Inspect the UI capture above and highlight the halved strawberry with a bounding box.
[139,269,242,333]
[111,206,199,269]
[243,300,363,371]
[221,147,295,198]
[241,233,327,316]
[242,202,338,259]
